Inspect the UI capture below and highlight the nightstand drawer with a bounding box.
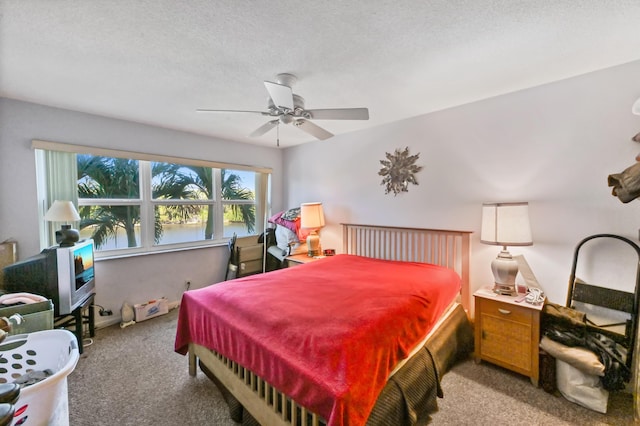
[478,298,532,324]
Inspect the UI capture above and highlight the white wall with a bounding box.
[0,98,284,327]
[2,60,640,324]
[283,60,640,309]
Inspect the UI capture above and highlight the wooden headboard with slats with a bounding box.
[341,223,472,314]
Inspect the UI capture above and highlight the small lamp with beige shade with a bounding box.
[300,202,325,257]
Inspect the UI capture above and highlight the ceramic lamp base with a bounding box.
[491,249,518,296]
[306,232,321,257]
[56,225,80,247]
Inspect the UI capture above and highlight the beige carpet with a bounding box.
[67,308,636,425]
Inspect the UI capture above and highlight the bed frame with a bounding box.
[342,223,471,313]
[188,223,472,426]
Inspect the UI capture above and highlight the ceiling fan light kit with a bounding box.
[197,73,369,143]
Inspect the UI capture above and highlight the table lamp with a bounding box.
[480,202,533,295]
[300,202,325,257]
[44,200,81,247]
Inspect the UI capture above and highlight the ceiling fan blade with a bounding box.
[295,119,334,140]
[306,108,369,120]
[264,81,294,110]
[250,120,279,137]
[197,109,269,115]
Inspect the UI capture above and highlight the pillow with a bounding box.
[268,210,299,234]
[268,208,314,242]
[281,207,300,221]
[296,228,312,243]
[275,224,300,253]
[268,210,285,225]
[540,336,605,376]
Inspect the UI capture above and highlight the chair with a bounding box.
[225,234,265,279]
[225,233,238,281]
[539,234,640,412]
[567,234,640,377]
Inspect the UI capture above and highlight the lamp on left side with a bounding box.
[44,200,81,247]
[301,202,325,257]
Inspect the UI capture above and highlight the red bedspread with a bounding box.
[175,254,460,426]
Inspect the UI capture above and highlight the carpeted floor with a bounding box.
[67,308,636,425]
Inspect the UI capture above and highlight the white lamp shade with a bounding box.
[480,202,532,246]
[633,97,640,115]
[300,202,325,229]
[44,200,81,222]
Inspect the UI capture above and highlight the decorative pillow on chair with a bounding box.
[269,210,298,233]
[281,207,300,221]
[268,208,311,242]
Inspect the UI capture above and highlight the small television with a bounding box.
[2,239,96,316]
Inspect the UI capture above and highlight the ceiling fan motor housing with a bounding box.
[268,94,306,115]
[275,73,297,87]
[198,72,368,141]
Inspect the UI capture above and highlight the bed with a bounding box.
[175,223,473,425]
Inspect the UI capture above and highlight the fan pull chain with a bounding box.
[276,121,280,147]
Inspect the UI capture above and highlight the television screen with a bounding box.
[59,239,95,314]
[72,243,94,291]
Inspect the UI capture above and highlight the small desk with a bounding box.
[54,293,95,354]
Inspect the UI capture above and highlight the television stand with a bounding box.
[54,293,95,354]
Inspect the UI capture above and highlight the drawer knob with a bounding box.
[498,308,511,315]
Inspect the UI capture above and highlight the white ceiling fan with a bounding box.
[197,73,369,141]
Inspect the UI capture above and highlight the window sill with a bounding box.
[95,240,230,261]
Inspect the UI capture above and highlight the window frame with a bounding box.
[33,140,272,259]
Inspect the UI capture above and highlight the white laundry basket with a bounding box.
[0,329,79,426]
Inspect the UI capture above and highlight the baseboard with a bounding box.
[95,316,121,329]
[93,299,180,330]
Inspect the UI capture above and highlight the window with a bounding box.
[77,155,143,250]
[34,141,271,257]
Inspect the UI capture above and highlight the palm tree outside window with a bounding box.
[35,145,270,256]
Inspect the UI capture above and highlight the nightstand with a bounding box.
[285,254,325,267]
[474,287,544,386]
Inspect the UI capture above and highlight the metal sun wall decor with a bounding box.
[378,146,422,196]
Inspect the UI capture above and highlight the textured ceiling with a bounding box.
[2,1,640,147]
